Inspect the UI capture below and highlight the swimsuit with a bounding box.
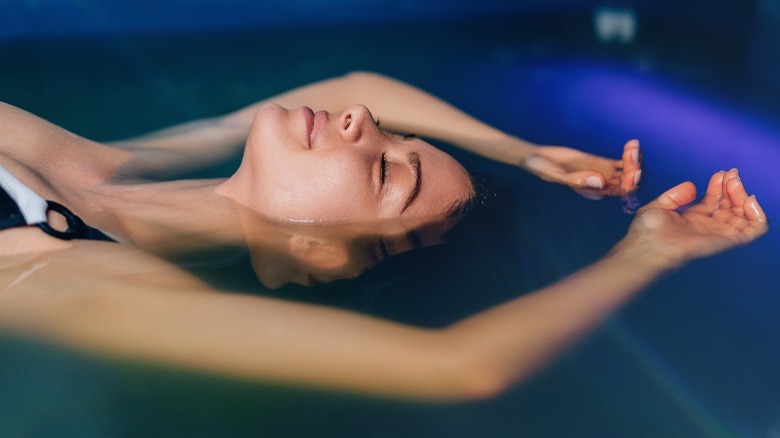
[0,164,114,242]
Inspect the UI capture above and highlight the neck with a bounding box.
[89,178,246,254]
[92,178,323,288]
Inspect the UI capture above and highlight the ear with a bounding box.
[287,234,349,271]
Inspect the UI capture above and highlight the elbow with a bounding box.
[434,345,516,402]
[455,371,509,402]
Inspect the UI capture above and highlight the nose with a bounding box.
[339,105,376,144]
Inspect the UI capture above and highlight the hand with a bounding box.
[524,140,642,199]
[617,169,768,268]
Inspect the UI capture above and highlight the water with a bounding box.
[1,14,779,437]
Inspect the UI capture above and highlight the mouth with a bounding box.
[310,110,327,149]
[302,106,315,149]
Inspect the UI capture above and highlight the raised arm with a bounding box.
[1,170,759,400]
[106,75,356,176]
[109,71,517,158]
[111,72,640,195]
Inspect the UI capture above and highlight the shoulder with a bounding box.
[0,102,128,194]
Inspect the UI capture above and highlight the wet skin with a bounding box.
[235,104,474,223]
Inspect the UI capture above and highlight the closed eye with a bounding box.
[380,152,388,185]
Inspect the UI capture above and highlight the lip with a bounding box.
[302,106,315,149]
[308,109,326,149]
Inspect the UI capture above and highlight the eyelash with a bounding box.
[380,152,388,185]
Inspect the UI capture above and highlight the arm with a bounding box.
[446,169,768,390]
[333,72,641,196]
[0,171,763,401]
[106,75,358,175]
[111,72,641,194]
[1,241,658,400]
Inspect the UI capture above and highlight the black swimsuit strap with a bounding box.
[36,200,115,242]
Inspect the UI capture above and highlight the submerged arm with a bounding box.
[0,235,667,401]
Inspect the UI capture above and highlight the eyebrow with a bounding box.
[401,151,421,213]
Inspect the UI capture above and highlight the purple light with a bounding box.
[543,62,780,220]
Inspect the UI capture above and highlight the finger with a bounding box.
[745,195,767,222]
[641,181,697,211]
[719,168,739,210]
[741,195,770,241]
[621,139,641,171]
[725,170,749,217]
[620,168,642,193]
[689,170,724,215]
[619,140,641,193]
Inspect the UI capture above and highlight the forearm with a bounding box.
[443,244,674,395]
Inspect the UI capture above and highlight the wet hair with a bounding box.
[397,171,493,246]
[445,172,498,233]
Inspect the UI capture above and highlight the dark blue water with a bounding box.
[1,14,779,437]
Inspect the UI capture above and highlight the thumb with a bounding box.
[642,181,697,211]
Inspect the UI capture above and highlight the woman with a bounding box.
[1,72,642,283]
[0,72,767,400]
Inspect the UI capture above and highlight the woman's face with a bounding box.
[240,104,473,223]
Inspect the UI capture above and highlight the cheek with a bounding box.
[265,157,367,221]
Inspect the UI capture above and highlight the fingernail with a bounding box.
[748,195,761,217]
[633,170,642,185]
[631,148,639,164]
[586,176,604,189]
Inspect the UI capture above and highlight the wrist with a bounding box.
[607,237,686,273]
[496,136,538,167]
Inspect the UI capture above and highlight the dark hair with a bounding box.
[441,172,500,239]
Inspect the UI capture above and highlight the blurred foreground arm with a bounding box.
[0,171,764,400]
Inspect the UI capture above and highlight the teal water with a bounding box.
[1,15,779,437]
